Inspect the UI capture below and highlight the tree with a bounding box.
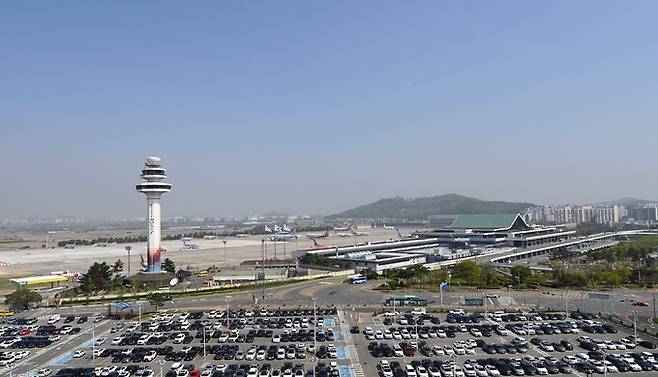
[510,265,532,285]
[162,258,176,274]
[79,262,114,293]
[5,287,42,310]
[112,259,124,273]
[452,260,482,286]
[147,292,166,311]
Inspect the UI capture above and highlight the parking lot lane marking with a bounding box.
[50,352,73,366]
[324,318,336,327]
[334,330,344,341]
[337,365,354,377]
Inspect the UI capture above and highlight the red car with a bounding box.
[19,328,32,336]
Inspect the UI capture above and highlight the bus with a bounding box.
[384,295,428,307]
[197,271,209,278]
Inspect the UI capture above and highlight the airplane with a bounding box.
[383,224,395,230]
[235,234,248,238]
[203,235,217,240]
[333,225,353,232]
[351,228,369,237]
[270,233,297,241]
[306,231,330,240]
[264,225,273,233]
[336,232,353,238]
[282,224,292,233]
[180,241,200,251]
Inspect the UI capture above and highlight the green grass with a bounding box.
[58,277,326,307]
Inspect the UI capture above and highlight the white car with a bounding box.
[272,334,281,343]
[37,369,53,377]
[485,365,500,376]
[143,350,157,362]
[416,366,429,377]
[474,365,488,377]
[111,336,124,345]
[73,349,86,358]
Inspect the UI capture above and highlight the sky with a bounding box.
[2,1,658,219]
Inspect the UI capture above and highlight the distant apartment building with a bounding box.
[526,204,625,225]
[628,206,658,222]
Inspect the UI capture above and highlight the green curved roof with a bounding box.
[449,213,528,230]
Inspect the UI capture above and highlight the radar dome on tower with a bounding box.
[146,156,162,166]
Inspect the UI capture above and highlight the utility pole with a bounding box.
[633,310,638,341]
[653,292,656,320]
[223,240,227,265]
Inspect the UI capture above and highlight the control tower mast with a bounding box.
[135,156,172,273]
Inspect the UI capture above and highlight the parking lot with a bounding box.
[349,308,658,377]
[5,307,360,377]
[3,304,658,377]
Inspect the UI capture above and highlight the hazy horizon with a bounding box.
[3,2,658,219]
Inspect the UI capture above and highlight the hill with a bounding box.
[326,194,534,220]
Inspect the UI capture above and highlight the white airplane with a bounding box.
[180,241,200,251]
[306,231,330,240]
[235,233,248,238]
[351,228,369,237]
[383,224,395,230]
[336,232,353,238]
[270,233,297,241]
[203,235,217,240]
[282,224,292,233]
[333,225,353,232]
[264,225,273,233]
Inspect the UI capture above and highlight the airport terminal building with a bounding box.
[415,213,575,248]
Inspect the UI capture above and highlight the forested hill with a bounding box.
[326,194,533,220]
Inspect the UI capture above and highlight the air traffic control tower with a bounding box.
[136,156,172,273]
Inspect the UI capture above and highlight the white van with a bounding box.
[47,314,61,324]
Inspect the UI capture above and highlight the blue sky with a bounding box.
[2,1,658,218]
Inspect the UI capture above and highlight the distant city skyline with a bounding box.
[3,2,658,219]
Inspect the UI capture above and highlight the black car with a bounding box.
[560,340,573,350]
[349,326,359,334]
[574,362,596,374]
[639,340,657,349]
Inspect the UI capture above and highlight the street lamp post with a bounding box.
[633,310,638,341]
[225,296,231,327]
[223,240,227,266]
[126,246,132,278]
[92,320,96,360]
[313,297,317,377]
[261,239,266,300]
